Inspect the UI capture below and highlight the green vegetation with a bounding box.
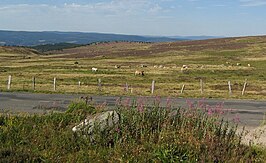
[0,99,265,162]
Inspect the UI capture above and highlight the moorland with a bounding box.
[0,36,265,100]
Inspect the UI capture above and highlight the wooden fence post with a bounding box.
[130,86,133,93]
[98,78,102,91]
[7,75,12,90]
[32,76,36,90]
[151,80,155,94]
[228,81,232,95]
[181,84,185,94]
[200,79,203,94]
[242,79,247,96]
[53,77,56,91]
[125,83,129,92]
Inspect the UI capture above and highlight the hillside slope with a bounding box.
[0,46,39,55]
[51,35,266,58]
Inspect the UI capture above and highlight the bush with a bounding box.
[66,100,96,115]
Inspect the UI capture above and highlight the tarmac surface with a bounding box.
[1,92,266,128]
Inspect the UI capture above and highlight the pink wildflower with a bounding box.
[115,97,122,106]
[122,98,131,109]
[137,97,144,112]
[166,97,172,109]
[207,105,213,116]
[116,127,120,133]
[186,99,194,109]
[232,114,241,123]
[197,98,206,109]
[155,96,161,107]
[214,102,225,115]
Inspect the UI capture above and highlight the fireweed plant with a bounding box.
[0,98,264,162]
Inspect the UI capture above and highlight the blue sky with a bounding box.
[0,0,266,36]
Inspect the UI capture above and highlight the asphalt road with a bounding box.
[0,92,265,128]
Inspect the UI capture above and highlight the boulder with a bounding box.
[72,111,120,136]
[242,125,266,146]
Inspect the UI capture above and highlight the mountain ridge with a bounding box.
[0,30,221,46]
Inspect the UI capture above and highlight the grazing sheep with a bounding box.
[248,64,251,67]
[181,65,189,73]
[115,65,121,68]
[92,67,98,72]
[158,65,164,68]
[135,70,144,76]
[236,63,241,66]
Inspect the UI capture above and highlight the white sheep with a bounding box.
[181,65,189,73]
[92,67,98,72]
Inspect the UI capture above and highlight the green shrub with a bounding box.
[66,100,96,115]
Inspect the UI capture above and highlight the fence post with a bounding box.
[181,84,185,94]
[32,76,36,90]
[242,79,247,96]
[7,75,12,90]
[53,77,56,91]
[130,86,133,93]
[78,81,81,87]
[151,80,155,94]
[228,81,232,95]
[200,79,203,94]
[98,78,102,91]
[125,83,129,92]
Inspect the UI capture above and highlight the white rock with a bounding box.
[72,111,120,135]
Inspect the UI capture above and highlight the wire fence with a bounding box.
[0,75,254,98]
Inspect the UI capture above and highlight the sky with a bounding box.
[0,0,266,37]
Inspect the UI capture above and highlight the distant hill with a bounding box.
[32,43,83,53]
[50,35,266,58]
[0,46,39,55]
[169,36,223,40]
[0,30,186,46]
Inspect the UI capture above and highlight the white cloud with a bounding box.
[213,4,226,7]
[240,0,266,6]
[0,1,171,35]
[148,4,162,13]
[73,1,168,18]
[0,1,165,17]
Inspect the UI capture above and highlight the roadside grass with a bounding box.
[0,99,265,162]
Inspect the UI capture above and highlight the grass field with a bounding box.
[0,36,265,100]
